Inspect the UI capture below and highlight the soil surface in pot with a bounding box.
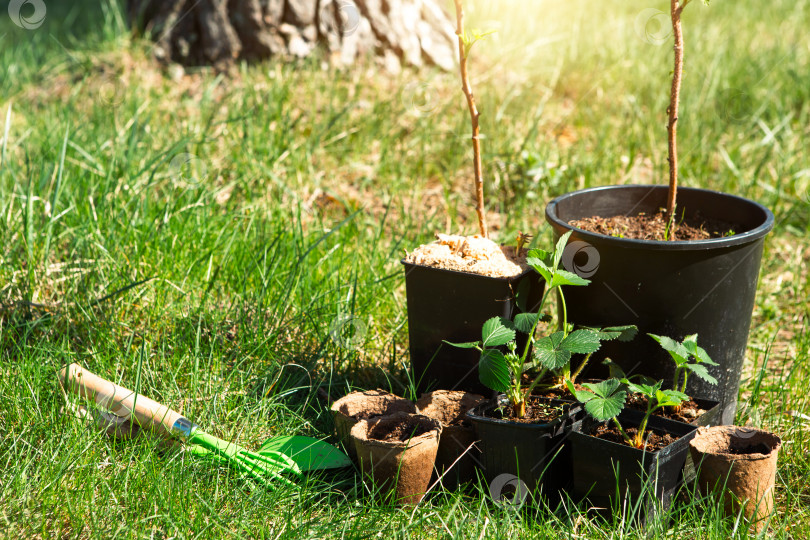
[404,234,528,278]
[534,383,711,424]
[593,424,677,451]
[570,211,737,241]
[368,416,431,442]
[415,391,485,427]
[485,398,567,424]
[626,394,708,423]
[530,381,587,400]
[727,442,773,455]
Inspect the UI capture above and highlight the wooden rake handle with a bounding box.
[58,363,194,439]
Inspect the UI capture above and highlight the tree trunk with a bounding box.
[127,0,456,72]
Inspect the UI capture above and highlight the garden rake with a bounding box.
[58,364,350,489]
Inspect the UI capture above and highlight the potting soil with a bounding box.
[570,211,737,241]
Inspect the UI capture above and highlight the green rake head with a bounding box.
[186,429,301,488]
[187,431,351,489]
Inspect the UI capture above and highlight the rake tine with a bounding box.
[233,453,297,488]
[242,449,302,475]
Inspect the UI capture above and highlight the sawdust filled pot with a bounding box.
[401,261,543,394]
[415,390,486,489]
[546,185,774,424]
[351,412,442,505]
[331,390,415,459]
[689,425,781,532]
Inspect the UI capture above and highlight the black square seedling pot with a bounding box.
[401,261,543,394]
[467,398,582,503]
[570,416,698,518]
[619,398,720,484]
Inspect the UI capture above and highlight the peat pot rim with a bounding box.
[545,185,775,251]
[329,389,414,417]
[351,412,442,450]
[400,259,535,283]
[689,425,782,462]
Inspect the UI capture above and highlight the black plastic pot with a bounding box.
[570,415,698,515]
[467,397,581,502]
[401,261,543,394]
[545,185,774,424]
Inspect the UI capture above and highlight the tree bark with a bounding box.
[127,0,456,71]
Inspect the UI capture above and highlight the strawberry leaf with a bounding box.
[479,349,511,393]
[560,329,602,354]
[533,331,570,370]
[481,317,515,347]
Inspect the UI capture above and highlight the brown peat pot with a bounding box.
[331,390,415,459]
[415,390,486,489]
[401,261,543,394]
[689,425,781,531]
[351,412,442,505]
[546,185,774,424]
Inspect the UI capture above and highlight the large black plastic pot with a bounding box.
[467,397,581,503]
[570,415,698,515]
[401,261,543,394]
[545,185,774,424]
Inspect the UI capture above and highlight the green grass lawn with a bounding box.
[1,0,808,537]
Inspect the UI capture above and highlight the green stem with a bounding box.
[638,414,651,444]
[570,353,592,383]
[519,286,551,363]
[680,372,688,394]
[612,417,634,448]
[524,368,549,398]
[634,401,657,448]
[558,287,569,336]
